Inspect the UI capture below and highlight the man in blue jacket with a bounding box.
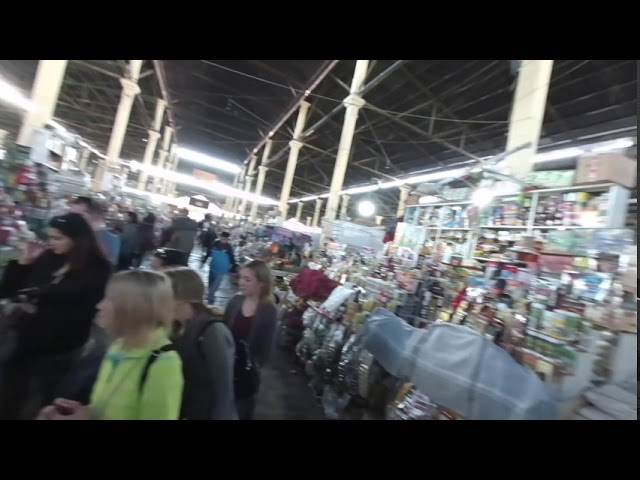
[207,232,237,305]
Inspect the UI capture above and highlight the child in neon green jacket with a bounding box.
[39,271,184,420]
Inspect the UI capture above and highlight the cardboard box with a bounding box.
[575,154,637,189]
[405,195,419,206]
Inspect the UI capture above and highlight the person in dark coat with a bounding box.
[135,213,157,267]
[0,213,112,419]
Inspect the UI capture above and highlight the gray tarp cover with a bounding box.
[359,308,557,420]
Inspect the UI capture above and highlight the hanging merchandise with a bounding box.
[386,383,443,420]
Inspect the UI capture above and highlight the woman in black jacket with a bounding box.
[0,213,112,419]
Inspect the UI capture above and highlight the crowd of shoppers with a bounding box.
[0,197,278,420]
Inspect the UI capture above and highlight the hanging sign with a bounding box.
[189,197,210,209]
[193,169,218,183]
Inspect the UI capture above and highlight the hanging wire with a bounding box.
[199,60,344,103]
[362,104,509,125]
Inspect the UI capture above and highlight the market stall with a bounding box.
[280,152,636,420]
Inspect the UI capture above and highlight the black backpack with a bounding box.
[138,322,261,399]
[197,320,261,399]
[139,344,177,392]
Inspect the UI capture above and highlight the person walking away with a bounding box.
[223,260,278,420]
[207,232,237,305]
[0,213,112,419]
[198,214,217,268]
[135,213,157,267]
[117,212,140,271]
[165,267,236,420]
[37,270,184,420]
[70,196,120,266]
[165,209,198,264]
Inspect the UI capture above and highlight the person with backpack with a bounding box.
[37,270,184,420]
[207,232,237,305]
[198,214,217,268]
[164,267,236,420]
[223,260,278,420]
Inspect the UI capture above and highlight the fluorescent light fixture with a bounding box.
[406,167,468,185]
[176,146,242,174]
[132,162,277,205]
[418,195,441,204]
[590,138,634,153]
[49,120,66,133]
[343,184,380,195]
[357,200,376,217]
[471,187,494,207]
[535,147,584,162]
[297,195,318,202]
[379,179,406,189]
[121,186,176,205]
[0,76,32,111]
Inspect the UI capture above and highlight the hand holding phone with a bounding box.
[20,241,48,265]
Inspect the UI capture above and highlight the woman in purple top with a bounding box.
[223,260,278,420]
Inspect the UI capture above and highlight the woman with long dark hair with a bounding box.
[0,213,112,419]
[38,270,183,420]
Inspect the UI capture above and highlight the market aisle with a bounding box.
[254,347,325,420]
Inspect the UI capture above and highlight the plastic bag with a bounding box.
[360,308,557,420]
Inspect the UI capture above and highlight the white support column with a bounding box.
[160,143,177,194]
[339,194,350,220]
[78,148,90,172]
[224,173,240,215]
[375,215,384,225]
[249,139,273,222]
[153,126,174,192]
[239,155,258,217]
[137,98,167,190]
[96,60,143,191]
[505,60,554,180]
[17,60,68,147]
[312,198,323,227]
[279,101,311,218]
[169,143,180,195]
[397,185,412,218]
[324,60,369,221]
[306,216,312,227]
[231,167,247,217]
[295,202,304,221]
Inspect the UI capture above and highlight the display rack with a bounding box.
[403,183,631,260]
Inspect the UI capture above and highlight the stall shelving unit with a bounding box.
[404,183,631,259]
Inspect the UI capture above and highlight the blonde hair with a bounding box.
[164,267,211,315]
[107,270,174,335]
[241,260,274,304]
